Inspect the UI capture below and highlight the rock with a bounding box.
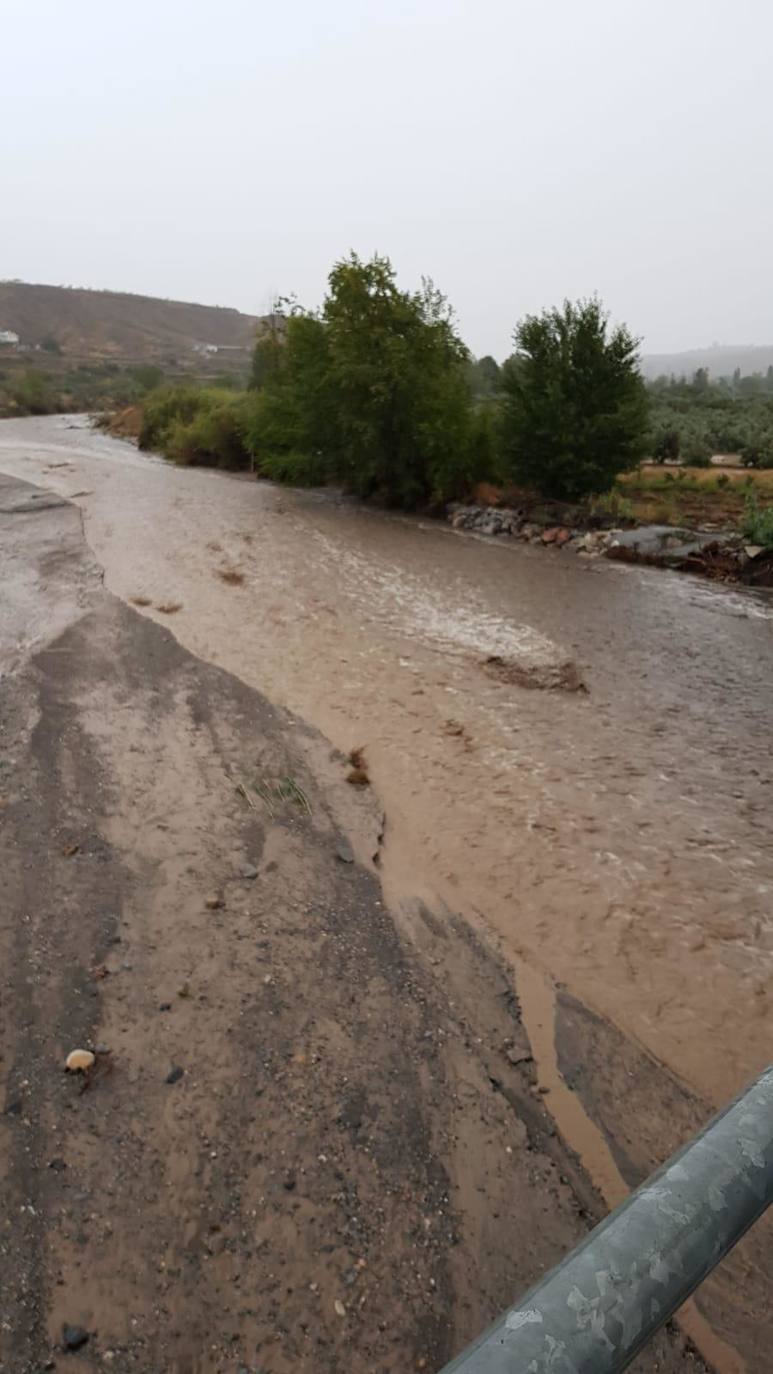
[48,1157,67,1171]
[159,1002,172,1012]
[541,527,560,544]
[283,1172,296,1191]
[554,527,572,546]
[65,1050,95,1073]
[335,841,354,864]
[334,1299,346,1318]
[204,894,224,910]
[506,1046,533,1067]
[165,1066,184,1085]
[240,863,259,880]
[744,545,764,559]
[62,1324,89,1351]
[5,1099,22,1117]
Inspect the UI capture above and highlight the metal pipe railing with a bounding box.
[441,1065,773,1373]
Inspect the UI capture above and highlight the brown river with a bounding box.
[2,415,772,1323]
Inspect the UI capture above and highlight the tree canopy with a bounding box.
[500,299,649,499]
[247,253,478,506]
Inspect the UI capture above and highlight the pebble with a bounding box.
[240,863,259,880]
[335,842,354,864]
[205,894,224,910]
[63,1324,89,1351]
[65,1049,95,1073]
[166,1066,184,1085]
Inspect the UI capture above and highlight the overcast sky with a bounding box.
[3,0,771,358]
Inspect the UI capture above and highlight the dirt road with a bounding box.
[1,417,772,1371]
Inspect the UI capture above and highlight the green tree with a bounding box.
[468,354,501,398]
[500,298,648,499]
[246,254,475,506]
[321,256,472,504]
[40,334,62,354]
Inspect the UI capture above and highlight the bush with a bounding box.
[680,432,712,467]
[138,385,251,469]
[11,370,53,415]
[257,449,328,485]
[138,385,206,450]
[166,395,252,469]
[501,298,649,499]
[742,492,773,548]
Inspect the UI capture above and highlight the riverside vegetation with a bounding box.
[136,253,650,507]
[18,252,773,542]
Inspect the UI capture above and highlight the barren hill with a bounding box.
[641,343,773,381]
[0,281,263,362]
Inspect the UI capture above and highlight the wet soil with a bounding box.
[1,417,773,1370]
[0,474,707,1373]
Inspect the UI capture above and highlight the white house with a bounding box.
[0,329,20,346]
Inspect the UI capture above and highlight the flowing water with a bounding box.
[2,416,772,1113]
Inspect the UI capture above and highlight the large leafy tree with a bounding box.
[247,254,475,506]
[501,299,648,499]
[321,255,472,505]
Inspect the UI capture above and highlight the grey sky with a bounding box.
[3,0,771,358]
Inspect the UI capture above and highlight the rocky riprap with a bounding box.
[447,503,620,556]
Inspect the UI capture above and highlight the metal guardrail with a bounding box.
[441,1065,773,1373]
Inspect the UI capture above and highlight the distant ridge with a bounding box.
[641,343,773,381]
[0,280,264,361]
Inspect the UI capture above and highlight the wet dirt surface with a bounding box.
[1,417,772,1369]
[1,473,607,1373]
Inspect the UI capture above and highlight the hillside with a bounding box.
[0,281,263,363]
[641,343,773,382]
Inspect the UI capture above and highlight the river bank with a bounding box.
[448,500,773,585]
[2,416,773,1370]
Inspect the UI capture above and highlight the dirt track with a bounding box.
[1,420,772,1371]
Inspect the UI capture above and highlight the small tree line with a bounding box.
[137,252,652,504]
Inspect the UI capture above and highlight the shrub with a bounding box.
[166,394,251,469]
[11,370,52,415]
[138,385,206,450]
[680,432,712,467]
[138,385,251,468]
[742,492,773,548]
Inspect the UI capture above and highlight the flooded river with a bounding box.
[1,416,771,1112]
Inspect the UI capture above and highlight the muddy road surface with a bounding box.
[1,416,772,1372]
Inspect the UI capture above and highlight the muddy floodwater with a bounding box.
[1,416,772,1368]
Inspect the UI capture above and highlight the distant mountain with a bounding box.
[640,344,773,382]
[0,281,264,363]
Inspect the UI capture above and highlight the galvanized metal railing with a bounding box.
[441,1065,773,1373]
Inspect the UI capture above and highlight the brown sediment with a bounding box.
[2,418,773,1368]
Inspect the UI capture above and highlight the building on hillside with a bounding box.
[192,341,219,355]
[0,329,20,346]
